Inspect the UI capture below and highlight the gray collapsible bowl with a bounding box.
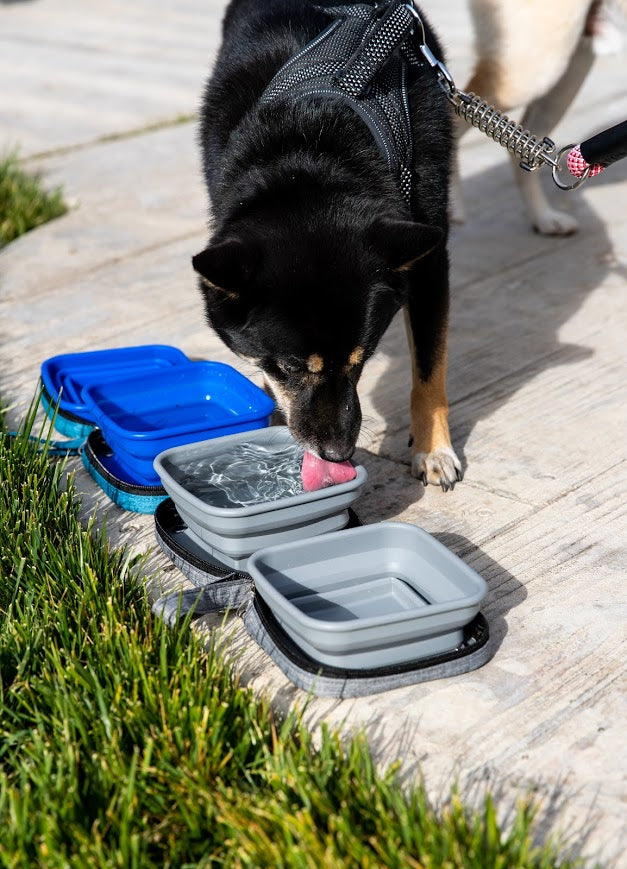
[247,522,488,669]
[153,426,367,570]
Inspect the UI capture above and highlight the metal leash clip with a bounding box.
[404,1,457,100]
[418,42,457,101]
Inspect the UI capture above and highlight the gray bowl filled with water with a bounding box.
[247,522,488,669]
[153,426,367,569]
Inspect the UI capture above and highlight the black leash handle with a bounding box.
[579,119,627,169]
[552,118,627,190]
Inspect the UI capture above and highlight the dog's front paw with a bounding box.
[411,447,463,492]
[532,208,579,237]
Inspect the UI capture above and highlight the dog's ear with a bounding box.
[192,237,258,298]
[368,218,443,271]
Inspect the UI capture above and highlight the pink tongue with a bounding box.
[301,450,356,492]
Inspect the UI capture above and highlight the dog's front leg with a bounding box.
[403,249,462,491]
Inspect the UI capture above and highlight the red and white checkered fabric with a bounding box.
[566,145,605,179]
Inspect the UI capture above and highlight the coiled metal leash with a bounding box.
[406,0,626,190]
[449,91,627,191]
[452,92,560,175]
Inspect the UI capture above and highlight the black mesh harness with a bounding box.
[260,1,434,207]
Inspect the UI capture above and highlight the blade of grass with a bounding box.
[0,151,67,247]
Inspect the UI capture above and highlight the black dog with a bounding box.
[193,0,462,489]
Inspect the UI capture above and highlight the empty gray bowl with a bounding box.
[153,426,367,570]
[247,522,488,669]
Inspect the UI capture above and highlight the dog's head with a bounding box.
[193,211,441,461]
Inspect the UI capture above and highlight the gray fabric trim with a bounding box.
[152,581,252,628]
[242,602,495,698]
[155,528,243,589]
[152,532,252,626]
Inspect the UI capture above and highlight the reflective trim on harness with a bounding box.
[259,1,428,206]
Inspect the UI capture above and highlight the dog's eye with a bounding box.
[276,359,301,376]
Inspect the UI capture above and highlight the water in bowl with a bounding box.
[172,441,306,507]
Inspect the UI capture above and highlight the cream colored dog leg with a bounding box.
[514,39,595,235]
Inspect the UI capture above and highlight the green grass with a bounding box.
[0,152,67,247]
[0,399,582,867]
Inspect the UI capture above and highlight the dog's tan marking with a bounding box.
[348,346,364,367]
[262,375,287,425]
[394,234,443,273]
[240,354,261,366]
[263,373,294,424]
[306,353,324,374]
[403,310,450,455]
[200,275,239,301]
[408,362,451,456]
[403,308,461,488]
[262,375,276,403]
[395,256,422,273]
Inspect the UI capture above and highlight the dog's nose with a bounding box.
[319,445,354,463]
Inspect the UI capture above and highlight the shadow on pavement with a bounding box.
[366,156,624,483]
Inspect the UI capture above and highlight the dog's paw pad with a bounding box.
[533,209,579,237]
[411,447,463,492]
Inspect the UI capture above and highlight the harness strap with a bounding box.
[260,0,430,207]
[336,2,415,97]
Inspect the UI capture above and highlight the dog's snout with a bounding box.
[319,444,355,463]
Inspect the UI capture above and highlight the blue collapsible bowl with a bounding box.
[41,344,190,437]
[81,430,168,514]
[81,361,275,486]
